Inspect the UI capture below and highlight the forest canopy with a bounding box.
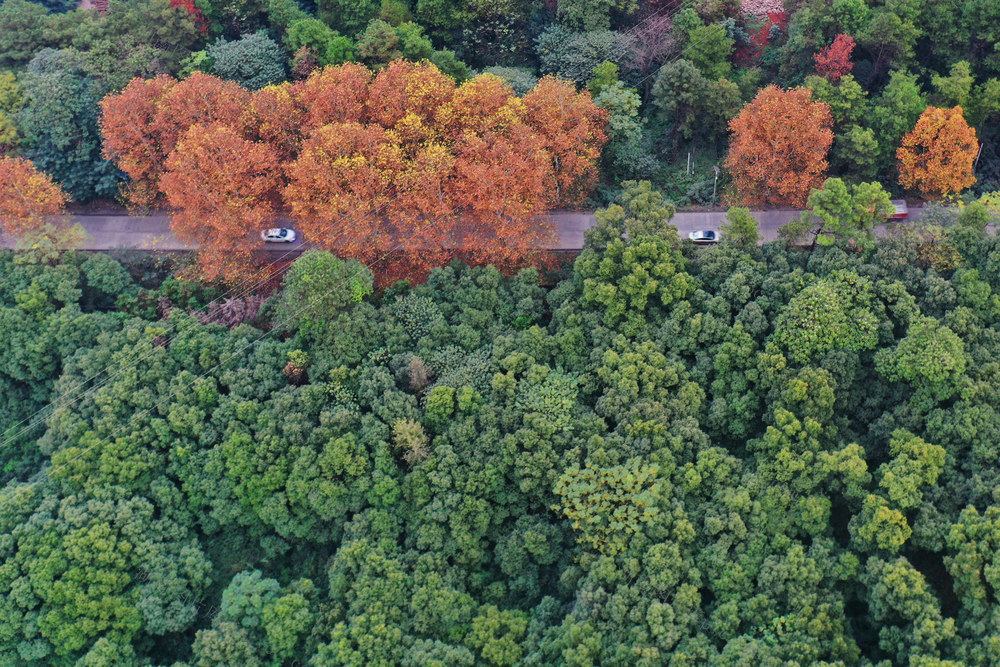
[2,0,1000,664]
[2,185,1000,664]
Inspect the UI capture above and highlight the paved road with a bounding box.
[0,208,921,252]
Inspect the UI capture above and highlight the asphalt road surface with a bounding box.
[0,208,923,252]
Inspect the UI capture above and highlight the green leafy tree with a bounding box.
[851,493,912,553]
[267,0,309,33]
[806,74,868,127]
[682,23,734,80]
[594,80,646,177]
[577,236,694,335]
[207,31,287,90]
[319,0,380,36]
[946,505,1000,652]
[16,49,121,201]
[587,60,620,98]
[466,605,530,665]
[481,66,536,96]
[863,557,957,661]
[536,26,626,86]
[583,180,678,251]
[356,18,404,66]
[773,270,879,363]
[833,124,881,180]
[652,59,740,144]
[274,250,374,338]
[876,430,945,511]
[0,70,22,152]
[719,207,760,249]
[966,77,1000,127]
[557,0,637,32]
[0,0,52,69]
[806,177,893,245]
[868,69,928,175]
[932,60,974,108]
[44,0,201,92]
[875,316,966,400]
[555,457,659,555]
[285,18,355,66]
[855,6,922,80]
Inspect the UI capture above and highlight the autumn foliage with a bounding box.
[814,34,855,83]
[160,124,282,283]
[897,106,978,199]
[0,157,68,236]
[99,75,178,207]
[101,61,608,281]
[724,85,834,207]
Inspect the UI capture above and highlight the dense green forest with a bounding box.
[2,186,1000,664]
[0,0,998,204]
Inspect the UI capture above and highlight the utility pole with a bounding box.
[712,165,720,205]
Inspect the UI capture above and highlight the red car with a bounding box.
[868,200,908,219]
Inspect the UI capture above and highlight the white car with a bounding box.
[688,230,719,243]
[261,228,297,242]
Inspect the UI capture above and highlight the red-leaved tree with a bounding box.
[814,34,855,83]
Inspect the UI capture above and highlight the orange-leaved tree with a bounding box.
[242,83,306,163]
[724,85,834,207]
[522,77,609,208]
[897,106,978,199]
[282,61,606,269]
[159,124,282,283]
[283,121,403,261]
[102,61,609,280]
[99,75,178,206]
[295,63,372,133]
[367,60,457,131]
[151,72,251,161]
[100,73,250,208]
[0,157,68,237]
[449,122,554,266]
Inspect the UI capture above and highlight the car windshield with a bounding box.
[702,231,715,239]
